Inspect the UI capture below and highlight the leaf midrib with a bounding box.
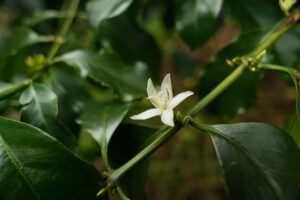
[0,135,42,200]
[209,125,283,200]
[30,85,54,133]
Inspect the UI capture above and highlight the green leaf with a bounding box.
[1,28,52,57]
[78,102,150,199]
[78,101,129,170]
[208,122,300,200]
[47,67,94,134]
[78,101,130,150]
[0,82,14,92]
[86,0,133,28]
[98,15,162,78]
[0,48,29,82]
[23,10,61,27]
[175,0,223,48]
[225,0,283,31]
[0,80,31,101]
[0,117,102,200]
[20,83,78,152]
[58,50,149,101]
[285,114,300,147]
[108,125,156,200]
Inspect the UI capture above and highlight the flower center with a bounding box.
[148,89,170,110]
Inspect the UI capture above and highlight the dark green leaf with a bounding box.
[78,101,130,150]
[99,15,162,78]
[108,125,156,200]
[78,130,101,162]
[79,103,150,199]
[175,0,223,48]
[47,67,94,134]
[58,50,149,101]
[86,0,133,28]
[118,158,149,200]
[0,48,29,82]
[0,117,102,200]
[20,83,78,152]
[225,0,283,31]
[208,122,300,200]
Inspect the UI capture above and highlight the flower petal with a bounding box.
[147,78,157,97]
[161,109,174,126]
[161,74,173,99]
[130,108,162,120]
[168,91,194,109]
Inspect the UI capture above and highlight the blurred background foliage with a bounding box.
[0,0,299,199]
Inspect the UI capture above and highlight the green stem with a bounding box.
[189,65,245,117]
[260,64,300,116]
[251,9,300,56]
[260,64,298,75]
[189,11,300,117]
[116,186,131,200]
[108,126,179,183]
[98,9,300,195]
[47,0,80,61]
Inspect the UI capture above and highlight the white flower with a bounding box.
[130,74,193,126]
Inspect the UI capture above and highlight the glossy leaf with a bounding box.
[58,50,149,101]
[86,0,133,28]
[78,102,150,199]
[208,122,300,200]
[78,101,130,150]
[0,117,102,200]
[175,0,223,48]
[99,15,162,78]
[20,83,78,152]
